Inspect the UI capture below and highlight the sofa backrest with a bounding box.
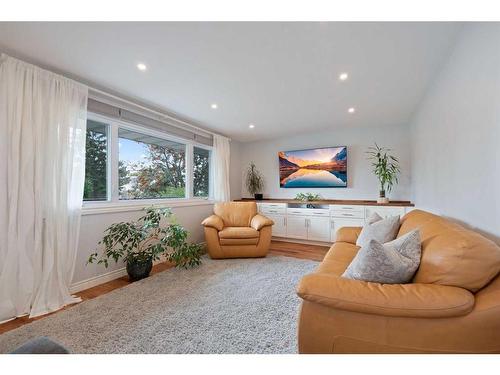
[214,202,258,227]
[398,209,500,292]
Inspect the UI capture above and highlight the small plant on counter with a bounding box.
[295,192,322,202]
[87,207,204,281]
[366,143,401,203]
[245,162,265,200]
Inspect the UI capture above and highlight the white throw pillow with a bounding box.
[343,229,422,284]
[356,215,400,247]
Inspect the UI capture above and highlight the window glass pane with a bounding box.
[119,128,186,199]
[84,120,108,201]
[193,146,210,197]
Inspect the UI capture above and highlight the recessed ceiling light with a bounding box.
[249,124,255,129]
[339,72,349,81]
[211,103,218,109]
[348,107,355,114]
[137,63,147,71]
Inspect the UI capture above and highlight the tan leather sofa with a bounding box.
[202,202,274,259]
[297,209,500,353]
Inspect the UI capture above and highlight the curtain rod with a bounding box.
[88,86,230,141]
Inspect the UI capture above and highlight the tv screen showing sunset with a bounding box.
[279,146,347,188]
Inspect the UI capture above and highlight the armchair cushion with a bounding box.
[297,273,474,318]
[251,214,274,231]
[219,226,260,239]
[201,215,224,231]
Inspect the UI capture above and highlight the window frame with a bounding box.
[82,112,214,214]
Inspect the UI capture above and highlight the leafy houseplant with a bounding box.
[87,207,203,281]
[295,192,322,202]
[245,162,265,200]
[366,143,401,203]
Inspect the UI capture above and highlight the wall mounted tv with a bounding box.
[279,146,347,188]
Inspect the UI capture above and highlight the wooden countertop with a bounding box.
[235,198,414,207]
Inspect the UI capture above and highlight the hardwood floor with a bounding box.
[0,240,329,335]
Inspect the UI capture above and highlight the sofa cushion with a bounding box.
[218,226,260,239]
[356,215,400,247]
[214,202,257,227]
[399,210,500,292]
[342,229,421,284]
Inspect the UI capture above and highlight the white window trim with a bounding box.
[82,112,214,214]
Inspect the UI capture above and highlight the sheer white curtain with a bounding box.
[0,54,88,322]
[212,134,231,201]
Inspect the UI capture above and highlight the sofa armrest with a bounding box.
[297,273,474,318]
[335,226,362,244]
[251,214,274,231]
[201,215,224,231]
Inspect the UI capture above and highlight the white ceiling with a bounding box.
[0,22,462,142]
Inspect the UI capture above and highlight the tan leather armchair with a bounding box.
[297,209,500,353]
[202,202,274,259]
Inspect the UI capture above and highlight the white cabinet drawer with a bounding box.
[330,205,365,218]
[287,208,329,216]
[260,207,286,215]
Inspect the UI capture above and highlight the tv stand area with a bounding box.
[235,198,414,244]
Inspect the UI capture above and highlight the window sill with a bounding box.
[81,199,214,216]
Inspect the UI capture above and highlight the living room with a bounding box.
[1,0,500,372]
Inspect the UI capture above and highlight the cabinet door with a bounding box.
[307,216,331,242]
[365,206,405,222]
[266,214,286,237]
[286,216,308,239]
[330,218,365,242]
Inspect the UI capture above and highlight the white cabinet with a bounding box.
[364,206,406,222]
[330,218,365,242]
[266,213,286,237]
[286,216,308,239]
[308,216,331,242]
[253,201,413,244]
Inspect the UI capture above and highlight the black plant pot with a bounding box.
[126,259,153,282]
[254,193,263,200]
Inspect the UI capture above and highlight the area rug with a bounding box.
[0,255,317,354]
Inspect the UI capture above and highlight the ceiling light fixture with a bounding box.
[339,72,349,81]
[211,103,218,109]
[137,63,147,71]
[249,124,255,129]
[348,107,355,114]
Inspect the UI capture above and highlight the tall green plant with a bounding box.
[245,162,264,195]
[87,207,203,269]
[366,143,401,196]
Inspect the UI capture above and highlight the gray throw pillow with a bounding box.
[366,212,383,224]
[356,215,400,247]
[343,229,422,284]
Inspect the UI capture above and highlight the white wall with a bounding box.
[239,124,412,201]
[410,23,500,243]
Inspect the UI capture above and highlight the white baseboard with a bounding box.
[70,267,127,294]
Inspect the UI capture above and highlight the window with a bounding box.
[83,120,108,201]
[118,128,186,200]
[193,146,210,197]
[83,113,212,204]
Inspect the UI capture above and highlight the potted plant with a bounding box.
[245,162,265,200]
[87,207,203,281]
[366,143,401,204]
[295,193,321,202]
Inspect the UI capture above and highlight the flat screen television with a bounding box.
[279,146,347,188]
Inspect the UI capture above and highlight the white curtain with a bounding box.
[0,54,88,322]
[212,134,231,202]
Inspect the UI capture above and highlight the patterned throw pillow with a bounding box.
[356,215,400,247]
[343,229,422,284]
